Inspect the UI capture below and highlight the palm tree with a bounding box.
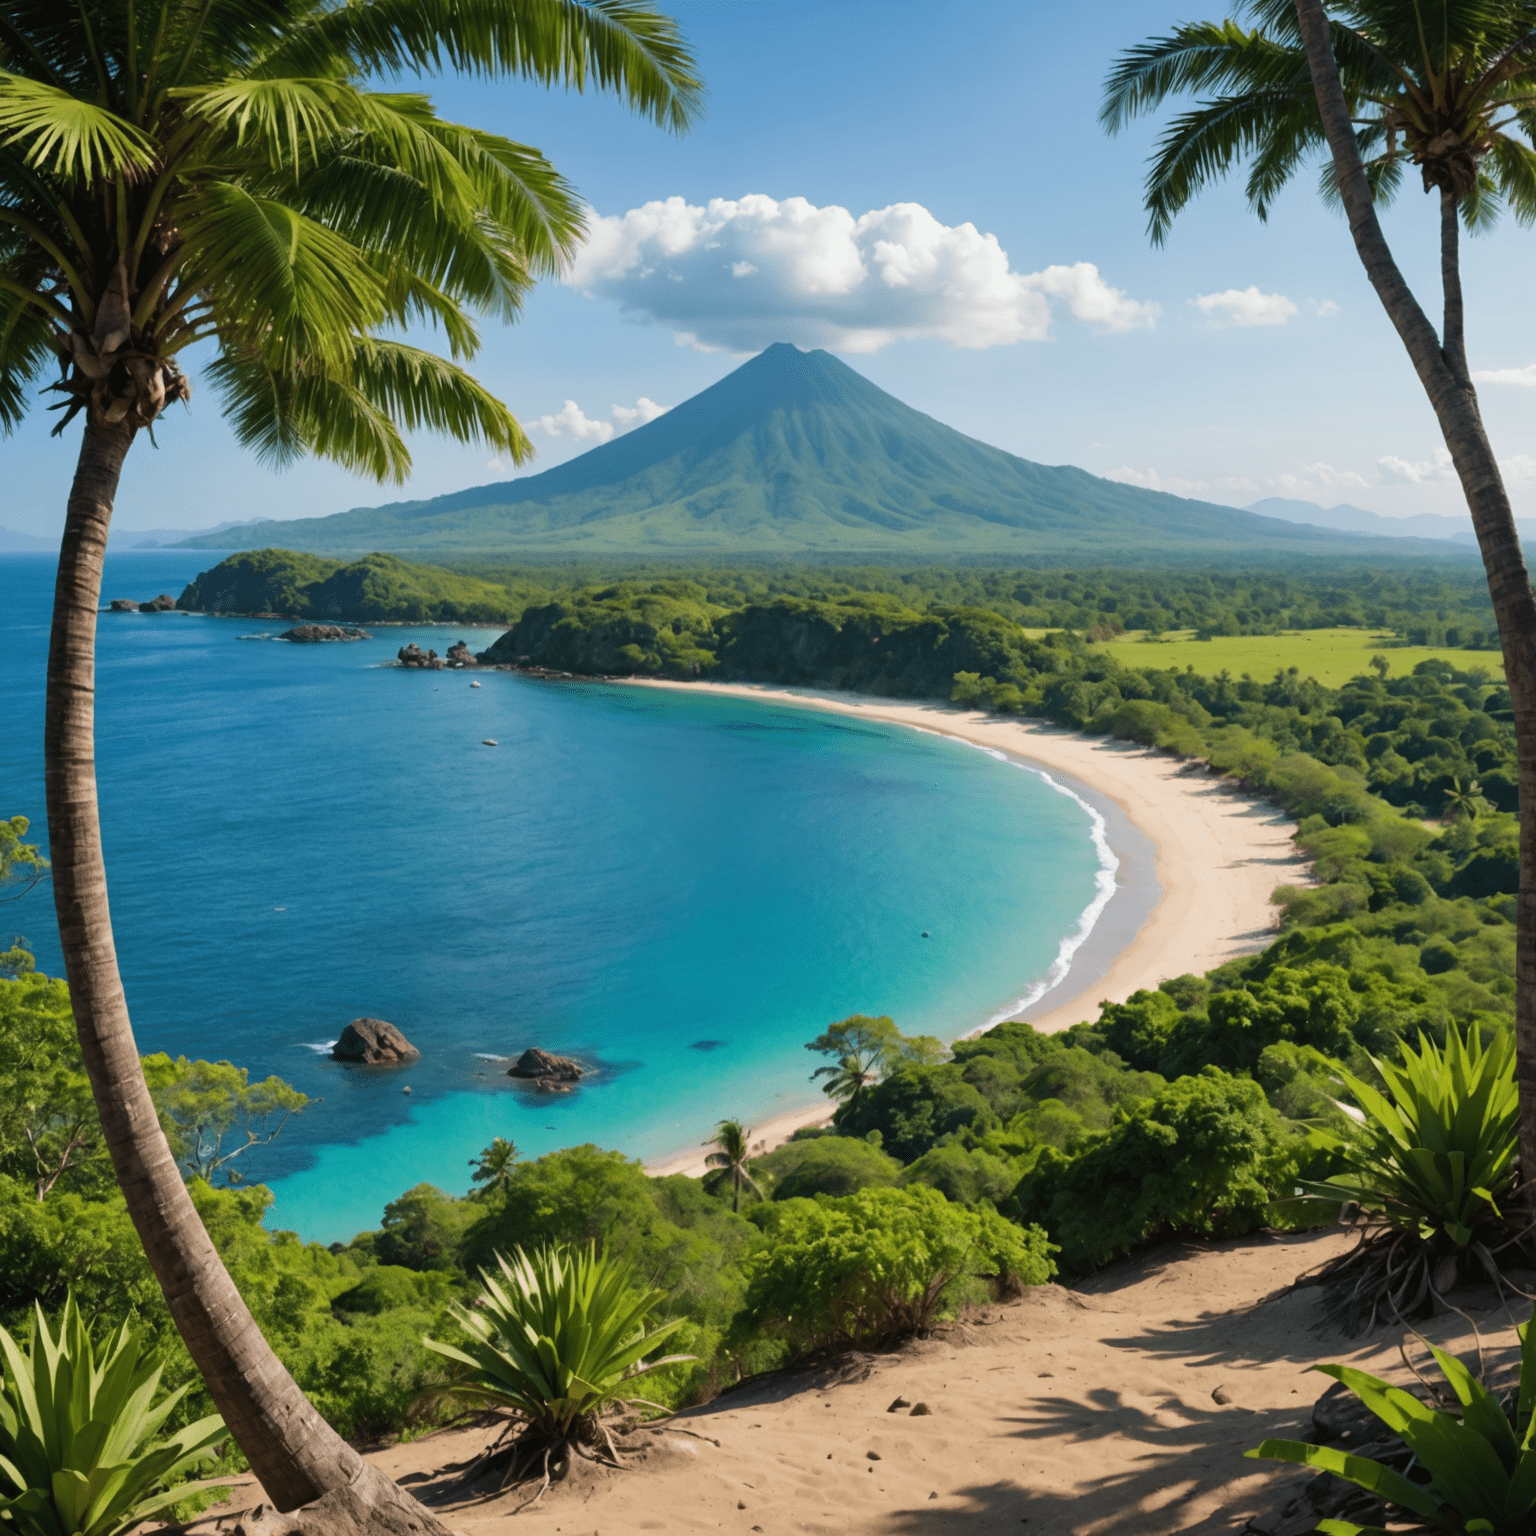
[1103,0,1536,1192]
[703,1119,762,1213]
[1443,774,1490,820]
[3,2,701,1526]
[470,1135,520,1196]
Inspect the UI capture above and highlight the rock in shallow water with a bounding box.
[280,625,370,643]
[506,1046,584,1081]
[331,1017,421,1064]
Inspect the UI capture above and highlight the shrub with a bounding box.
[1013,1068,1295,1273]
[0,1296,229,1536]
[752,1135,900,1200]
[837,1065,997,1162]
[739,1186,1054,1354]
[425,1244,690,1493]
[1303,1022,1520,1326]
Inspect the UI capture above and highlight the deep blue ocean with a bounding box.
[1,550,1109,1243]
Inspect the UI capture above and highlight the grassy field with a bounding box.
[1080,627,1504,688]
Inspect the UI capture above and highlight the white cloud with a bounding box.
[1501,454,1536,486]
[1473,364,1536,388]
[1312,299,1340,317]
[1104,466,1257,498]
[1190,286,1299,328]
[565,194,1159,353]
[1271,461,1373,496]
[1377,446,1454,485]
[532,396,671,445]
[610,396,669,429]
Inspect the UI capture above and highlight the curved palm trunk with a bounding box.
[46,422,448,1531]
[1294,0,1536,1190]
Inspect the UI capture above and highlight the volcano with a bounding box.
[179,344,1458,559]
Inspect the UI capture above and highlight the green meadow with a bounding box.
[1085,626,1504,688]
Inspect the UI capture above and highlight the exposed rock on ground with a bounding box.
[140,593,178,610]
[445,641,477,667]
[109,598,138,611]
[280,625,371,643]
[331,1018,421,1064]
[506,1047,584,1082]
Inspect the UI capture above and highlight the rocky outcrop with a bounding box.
[281,625,371,643]
[506,1047,584,1083]
[140,593,178,611]
[332,1018,420,1064]
[396,643,445,670]
[397,640,477,669]
[108,599,138,611]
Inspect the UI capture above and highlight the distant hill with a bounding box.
[176,345,1471,561]
[1247,496,1536,546]
[0,526,52,552]
[176,550,524,623]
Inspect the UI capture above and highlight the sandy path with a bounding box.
[642,684,1308,1178]
[178,1231,1524,1536]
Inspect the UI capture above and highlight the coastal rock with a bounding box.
[506,1047,585,1082]
[109,599,139,611]
[332,1017,421,1065]
[397,643,445,670]
[445,640,477,668]
[280,625,371,643]
[140,593,177,611]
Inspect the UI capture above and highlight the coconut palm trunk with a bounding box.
[46,424,442,1529]
[1293,0,1536,1187]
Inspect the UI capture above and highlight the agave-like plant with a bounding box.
[1302,1023,1521,1328]
[424,1243,691,1502]
[1248,1314,1536,1535]
[0,1295,230,1536]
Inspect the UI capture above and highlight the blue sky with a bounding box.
[9,0,1536,537]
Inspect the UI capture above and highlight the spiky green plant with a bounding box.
[1304,1023,1521,1327]
[0,1295,229,1536]
[424,1243,691,1497]
[1248,1312,1536,1536]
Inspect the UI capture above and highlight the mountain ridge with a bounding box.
[177,345,1475,560]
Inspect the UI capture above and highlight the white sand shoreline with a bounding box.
[640,681,1309,1179]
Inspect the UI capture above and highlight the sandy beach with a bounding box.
[643,683,1308,1178]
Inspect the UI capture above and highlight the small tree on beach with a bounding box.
[703,1119,762,1212]
[1102,0,1536,1191]
[806,1014,945,1116]
[0,2,701,1526]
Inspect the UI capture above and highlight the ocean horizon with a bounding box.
[4,550,1118,1244]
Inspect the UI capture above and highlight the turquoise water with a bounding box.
[2,551,1107,1244]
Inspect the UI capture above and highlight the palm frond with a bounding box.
[0,74,154,182]
[258,0,704,132]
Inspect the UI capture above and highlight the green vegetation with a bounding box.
[424,1244,689,1494]
[1303,1024,1519,1326]
[0,1297,229,1536]
[738,1186,1054,1354]
[1250,1318,1536,1536]
[175,551,529,625]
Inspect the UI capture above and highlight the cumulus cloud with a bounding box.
[532,396,670,446]
[1271,461,1373,496]
[1190,286,1299,328]
[565,194,1159,353]
[1501,454,1536,485]
[1377,446,1454,485]
[1104,465,1256,498]
[1313,299,1340,317]
[1473,364,1536,387]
